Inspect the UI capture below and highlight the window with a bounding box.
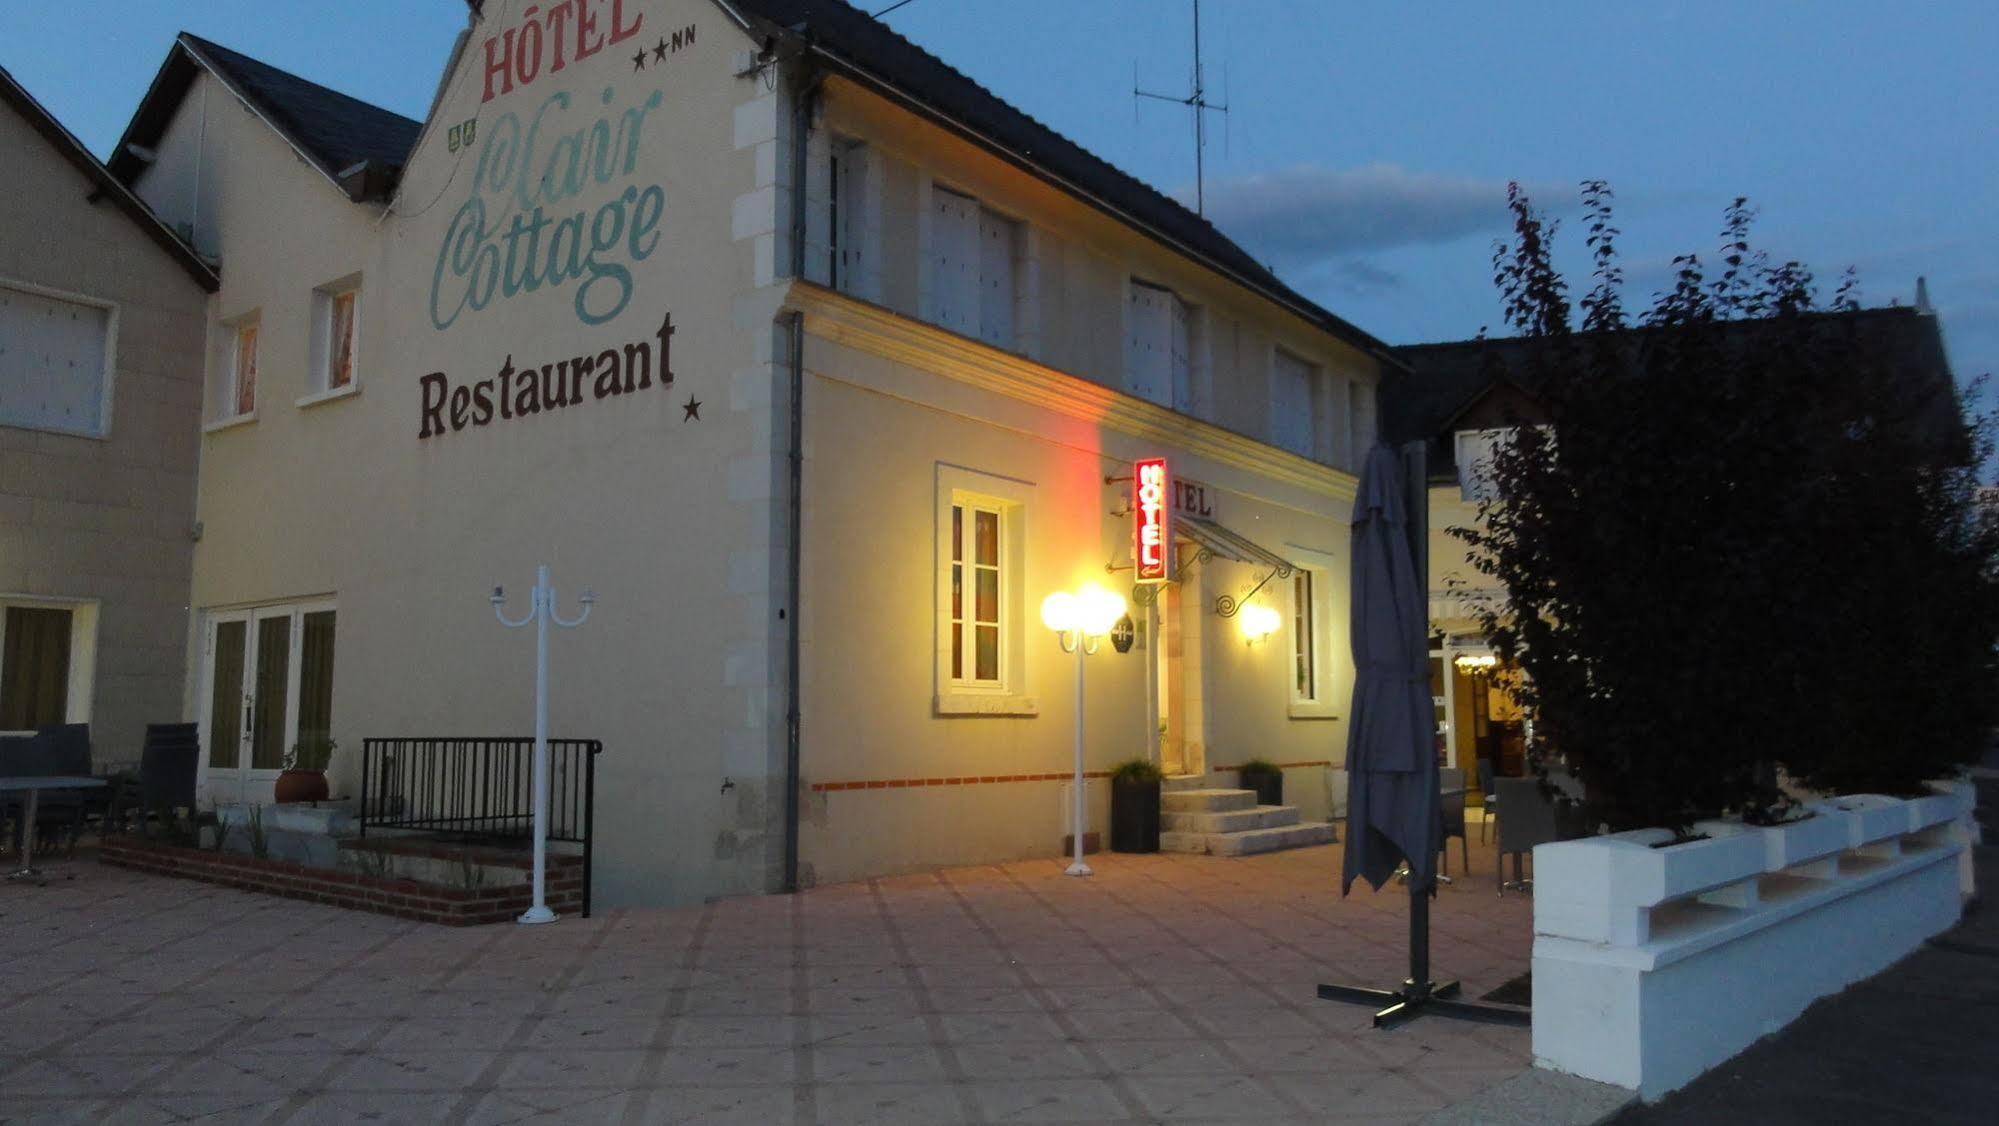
[1291,570,1315,701]
[934,465,1036,715]
[1348,378,1376,469]
[306,280,360,401]
[0,280,115,437]
[1286,546,1338,718]
[950,503,1003,683]
[1455,427,1516,503]
[829,138,867,295]
[0,601,96,732]
[1271,348,1317,458]
[929,186,1018,348]
[1124,280,1194,410]
[210,312,260,423]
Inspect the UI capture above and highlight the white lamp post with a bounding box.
[492,564,594,924]
[1041,582,1126,877]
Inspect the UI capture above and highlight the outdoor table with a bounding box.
[2,776,107,883]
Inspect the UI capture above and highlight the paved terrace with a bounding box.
[0,837,1532,1125]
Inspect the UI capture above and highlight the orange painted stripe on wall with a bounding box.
[811,770,1113,793]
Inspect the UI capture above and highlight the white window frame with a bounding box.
[301,275,362,407]
[0,595,100,734]
[0,277,118,440]
[934,464,1037,716]
[1285,547,1339,719]
[1455,427,1518,503]
[197,598,336,802]
[206,309,260,430]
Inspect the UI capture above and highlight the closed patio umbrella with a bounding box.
[1340,444,1439,895]
[1319,443,1528,1029]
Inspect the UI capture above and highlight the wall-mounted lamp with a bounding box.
[1453,652,1499,677]
[1237,603,1282,645]
[1041,581,1126,877]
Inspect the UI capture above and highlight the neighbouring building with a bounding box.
[0,67,216,762]
[106,0,1403,907]
[1387,297,1966,808]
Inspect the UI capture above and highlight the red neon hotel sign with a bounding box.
[1134,457,1170,583]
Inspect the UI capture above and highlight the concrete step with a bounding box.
[1161,804,1301,835]
[1159,821,1336,857]
[1160,788,1258,813]
[1161,774,1209,793]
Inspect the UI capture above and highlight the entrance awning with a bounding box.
[1173,514,1300,618]
[1174,514,1298,575]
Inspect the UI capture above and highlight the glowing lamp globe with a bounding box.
[1040,591,1078,633]
[1240,603,1282,642]
[1075,583,1127,637]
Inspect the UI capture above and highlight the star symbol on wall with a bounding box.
[631,48,647,72]
[682,395,702,422]
[653,37,670,63]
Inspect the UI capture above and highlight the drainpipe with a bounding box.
[781,62,821,895]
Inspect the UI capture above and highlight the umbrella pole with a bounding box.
[1317,875,1529,1029]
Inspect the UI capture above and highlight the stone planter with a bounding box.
[1110,777,1161,853]
[1532,785,1974,1102]
[1237,766,1282,807]
[1753,809,1848,871]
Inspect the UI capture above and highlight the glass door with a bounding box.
[203,613,249,804]
[200,602,336,805]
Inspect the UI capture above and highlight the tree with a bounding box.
[1458,183,1998,833]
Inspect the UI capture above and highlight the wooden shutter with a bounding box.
[0,284,109,435]
[978,209,1015,349]
[1124,282,1172,406]
[1271,350,1316,457]
[930,188,980,336]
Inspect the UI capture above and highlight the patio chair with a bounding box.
[1438,767,1469,877]
[1494,776,1558,895]
[132,724,200,832]
[1477,759,1497,843]
[1322,765,1348,842]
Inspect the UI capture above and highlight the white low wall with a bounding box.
[1531,781,1977,1102]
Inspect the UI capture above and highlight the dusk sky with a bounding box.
[5,0,1992,415]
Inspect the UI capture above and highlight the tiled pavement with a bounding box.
[0,832,1533,1124]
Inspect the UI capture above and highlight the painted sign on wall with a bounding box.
[429,2,698,333]
[1134,457,1170,583]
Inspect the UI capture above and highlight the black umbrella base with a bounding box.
[1317,979,1531,1030]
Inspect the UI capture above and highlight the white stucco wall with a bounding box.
[144,0,1391,906]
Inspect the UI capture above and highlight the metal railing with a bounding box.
[358,737,601,916]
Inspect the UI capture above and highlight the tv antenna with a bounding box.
[1135,0,1229,215]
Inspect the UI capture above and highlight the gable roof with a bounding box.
[107,33,422,202]
[719,0,1397,363]
[98,7,1393,363]
[1385,306,1966,470]
[0,64,217,291]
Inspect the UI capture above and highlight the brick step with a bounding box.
[1159,821,1336,858]
[1161,805,1301,834]
[1160,788,1258,813]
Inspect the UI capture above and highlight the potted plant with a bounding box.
[1237,758,1283,806]
[1109,758,1163,853]
[276,734,335,804]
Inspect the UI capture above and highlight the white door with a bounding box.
[200,603,335,805]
